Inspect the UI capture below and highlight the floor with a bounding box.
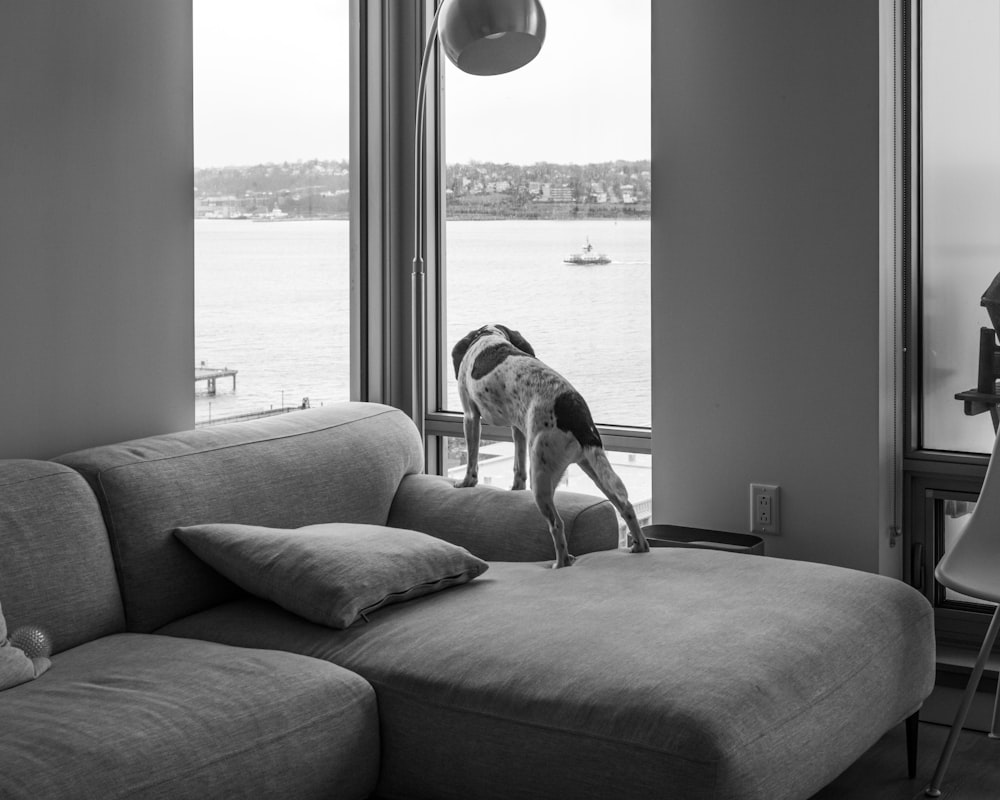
[811,721,1000,799]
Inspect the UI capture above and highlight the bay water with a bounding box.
[195,218,651,428]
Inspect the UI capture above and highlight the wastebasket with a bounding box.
[641,524,765,556]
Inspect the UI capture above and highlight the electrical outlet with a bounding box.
[750,484,780,535]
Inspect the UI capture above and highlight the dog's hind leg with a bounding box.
[511,427,527,490]
[455,412,481,488]
[578,447,650,554]
[530,466,576,568]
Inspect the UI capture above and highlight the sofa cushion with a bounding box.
[0,460,125,652]
[158,549,936,800]
[55,403,423,633]
[387,473,619,560]
[175,522,489,628]
[0,633,378,800]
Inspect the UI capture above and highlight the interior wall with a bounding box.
[0,2,194,459]
[651,0,892,572]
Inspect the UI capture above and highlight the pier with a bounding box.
[195,363,237,395]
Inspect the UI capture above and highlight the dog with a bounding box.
[451,324,650,568]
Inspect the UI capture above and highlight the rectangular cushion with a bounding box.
[158,549,936,800]
[387,473,619,561]
[0,460,124,651]
[55,403,423,632]
[0,633,378,800]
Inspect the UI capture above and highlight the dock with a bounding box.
[195,363,237,395]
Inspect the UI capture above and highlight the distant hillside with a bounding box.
[195,158,651,220]
[195,160,350,197]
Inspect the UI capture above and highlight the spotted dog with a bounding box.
[451,324,650,568]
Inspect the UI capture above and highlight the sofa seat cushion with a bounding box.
[0,633,378,800]
[158,549,935,800]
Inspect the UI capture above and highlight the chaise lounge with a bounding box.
[0,402,935,799]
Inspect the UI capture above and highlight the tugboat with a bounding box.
[563,237,611,265]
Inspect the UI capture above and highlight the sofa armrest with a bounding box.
[386,473,619,561]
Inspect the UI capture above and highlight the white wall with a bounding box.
[651,1,894,573]
[0,2,193,459]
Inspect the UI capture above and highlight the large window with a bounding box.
[434,0,652,517]
[919,0,1000,456]
[906,0,1000,653]
[193,1,352,426]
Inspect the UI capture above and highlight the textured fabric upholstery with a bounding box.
[159,549,935,800]
[0,633,378,800]
[387,473,619,560]
[0,460,125,652]
[55,403,424,632]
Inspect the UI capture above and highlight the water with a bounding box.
[195,219,350,424]
[195,218,651,427]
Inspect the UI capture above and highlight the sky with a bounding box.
[193,0,650,169]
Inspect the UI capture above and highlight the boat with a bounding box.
[563,238,611,265]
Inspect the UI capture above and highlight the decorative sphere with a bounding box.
[9,625,53,659]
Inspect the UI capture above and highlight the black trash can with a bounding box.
[641,524,765,556]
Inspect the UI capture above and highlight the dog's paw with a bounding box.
[628,537,651,554]
[453,477,478,489]
[550,554,577,569]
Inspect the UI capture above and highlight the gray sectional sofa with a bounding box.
[0,402,935,799]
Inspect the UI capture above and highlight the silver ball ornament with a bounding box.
[9,625,53,659]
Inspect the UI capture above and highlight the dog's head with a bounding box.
[451,324,535,378]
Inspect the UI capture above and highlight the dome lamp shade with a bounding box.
[439,0,546,76]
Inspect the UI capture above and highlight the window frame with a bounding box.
[419,0,653,476]
[903,0,994,473]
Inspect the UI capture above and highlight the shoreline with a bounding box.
[196,211,652,223]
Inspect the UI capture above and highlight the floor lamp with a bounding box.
[411,0,546,442]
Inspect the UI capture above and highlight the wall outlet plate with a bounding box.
[750,484,780,535]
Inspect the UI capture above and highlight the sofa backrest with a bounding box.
[0,460,126,653]
[55,403,424,633]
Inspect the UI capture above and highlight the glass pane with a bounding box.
[444,437,653,546]
[921,0,1000,453]
[939,498,994,606]
[442,0,651,428]
[193,1,351,426]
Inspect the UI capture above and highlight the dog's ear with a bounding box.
[451,328,483,378]
[496,325,535,357]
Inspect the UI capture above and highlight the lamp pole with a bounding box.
[409,0,546,444]
[411,3,446,444]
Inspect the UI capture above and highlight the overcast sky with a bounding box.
[194,0,649,168]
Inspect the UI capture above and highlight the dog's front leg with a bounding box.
[511,427,527,490]
[455,412,481,488]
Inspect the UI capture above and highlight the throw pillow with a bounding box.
[174,522,489,629]
[0,601,51,691]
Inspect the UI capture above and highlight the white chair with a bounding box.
[926,428,1000,797]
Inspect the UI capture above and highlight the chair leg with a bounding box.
[906,711,919,779]
[926,605,1000,797]
[990,668,1000,739]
